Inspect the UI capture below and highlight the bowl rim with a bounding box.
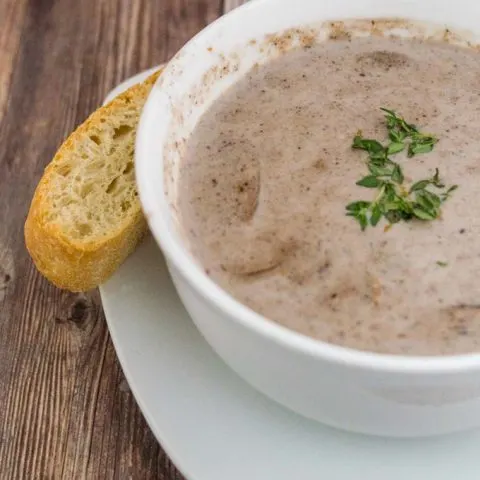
[136,0,480,375]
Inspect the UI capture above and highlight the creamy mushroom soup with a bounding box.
[177,32,480,355]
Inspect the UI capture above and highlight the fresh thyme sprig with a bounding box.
[347,108,457,230]
[381,108,438,157]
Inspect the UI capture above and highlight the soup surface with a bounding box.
[178,32,480,355]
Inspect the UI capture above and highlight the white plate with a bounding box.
[100,71,480,480]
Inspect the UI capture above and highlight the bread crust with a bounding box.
[24,69,162,291]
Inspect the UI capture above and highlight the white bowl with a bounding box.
[136,0,480,437]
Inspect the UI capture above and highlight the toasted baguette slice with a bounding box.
[25,69,162,292]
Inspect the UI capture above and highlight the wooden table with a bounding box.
[0,0,246,478]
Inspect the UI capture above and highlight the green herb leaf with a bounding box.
[387,142,405,155]
[352,136,385,154]
[419,190,441,208]
[384,209,404,224]
[358,213,368,231]
[412,205,437,221]
[389,130,407,143]
[410,179,431,193]
[369,150,388,161]
[436,261,448,267]
[391,164,404,184]
[441,184,458,201]
[346,200,371,213]
[356,175,382,188]
[408,141,435,157]
[368,162,392,176]
[380,107,418,135]
[370,204,383,226]
[382,182,397,199]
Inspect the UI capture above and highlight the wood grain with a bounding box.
[0,0,28,123]
[0,0,246,478]
[224,0,249,11]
